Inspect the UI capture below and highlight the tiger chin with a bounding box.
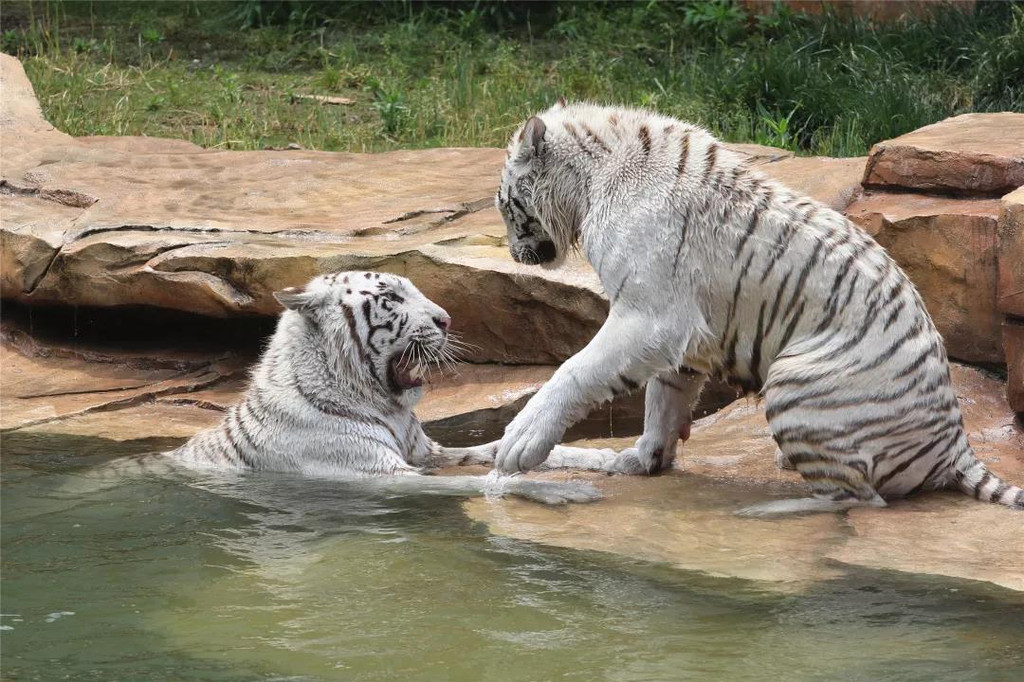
[142,270,637,506]
[494,100,1023,515]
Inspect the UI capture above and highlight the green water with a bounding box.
[3,445,1023,682]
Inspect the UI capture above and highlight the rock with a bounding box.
[1004,320,1024,413]
[0,325,245,432]
[758,155,866,211]
[998,186,1024,317]
[846,191,1003,364]
[75,136,207,154]
[1,54,869,367]
[722,146,865,212]
[862,113,1024,194]
[464,475,847,587]
[0,323,652,453]
[5,402,226,459]
[724,142,795,165]
[825,495,1024,592]
[466,363,1024,590]
[2,56,612,364]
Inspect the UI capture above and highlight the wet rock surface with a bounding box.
[464,364,1024,591]
[862,112,1024,194]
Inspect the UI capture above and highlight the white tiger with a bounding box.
[157,270,625,505]
[493,101,1024,514]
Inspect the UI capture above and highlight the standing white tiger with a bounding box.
[493,101,1023,514]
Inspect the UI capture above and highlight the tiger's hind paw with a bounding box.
[773,448,796,471]
[736,495,886,517]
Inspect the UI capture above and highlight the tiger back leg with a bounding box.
[619,368,708,475]
[742,380,887,516]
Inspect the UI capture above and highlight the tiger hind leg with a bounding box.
[628,368,708,474]
[739,455,885,516]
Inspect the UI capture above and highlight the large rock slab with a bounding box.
[847,191,1003,363]
[3,54,870,366]
[862,113,1024,194]
[999,186,1024,318]
[826,495,1024,592]
[1,328,747,457]
[466,364,1024,591]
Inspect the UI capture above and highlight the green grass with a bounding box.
[3,0,1022,155]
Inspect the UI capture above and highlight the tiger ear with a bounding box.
[274,286,313,312]
[515,116,547,163]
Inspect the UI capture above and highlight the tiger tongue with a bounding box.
[393,358,424,389]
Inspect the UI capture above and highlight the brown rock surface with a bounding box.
[846,191,1003,363]
[1004,320,1024,413]
[466,363,1024,590]
[759,155,866,211]
[3,54,869,366]
[0,328,243,432]
[999,187,1024,317]
[863,113,1024,194]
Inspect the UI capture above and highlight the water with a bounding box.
[3,444,1023,681]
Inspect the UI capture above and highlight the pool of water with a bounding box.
[3,444,1023,681]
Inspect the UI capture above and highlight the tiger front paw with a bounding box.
[495,414,560,474]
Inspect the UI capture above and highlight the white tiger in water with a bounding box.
[493,101,1024,514]
[161,270,626,505]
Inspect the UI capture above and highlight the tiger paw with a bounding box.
[774,448,796,471]
[495,414,561,474]
[606,448,649,475]
[628,436,676,475]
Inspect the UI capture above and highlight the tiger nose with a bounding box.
[433,315,451,332]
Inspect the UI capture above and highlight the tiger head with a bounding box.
[496,100,580,270]
[274,271,453,406]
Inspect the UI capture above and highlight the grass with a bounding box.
[2,0,1022,156]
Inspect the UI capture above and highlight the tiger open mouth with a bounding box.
[387,353,427,392]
